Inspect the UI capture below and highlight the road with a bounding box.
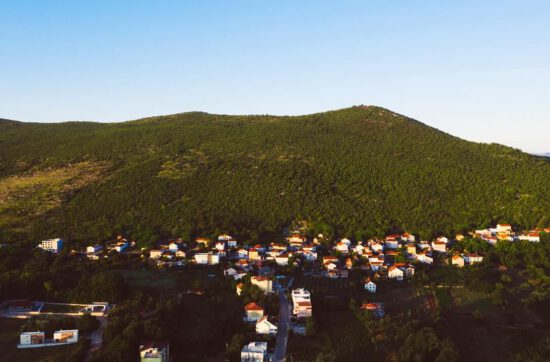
[273,279,293,362]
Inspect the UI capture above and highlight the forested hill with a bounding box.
[1,106,549,245]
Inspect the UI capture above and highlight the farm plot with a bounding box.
[293,275,350,296]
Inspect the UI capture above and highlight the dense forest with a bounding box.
[1,106,549,245]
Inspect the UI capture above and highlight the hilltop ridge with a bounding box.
[0,106,549,244]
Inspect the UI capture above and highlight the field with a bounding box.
[0,318,77,362]
[292,275,350,297]
[113,266,224,295]
[287,297,376,362]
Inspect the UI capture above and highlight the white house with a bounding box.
[370,242,383,253]
[255,316,278,335]
[237,248,249,259]
[334,242,349,254]
[140,341,169,362]
[19,331,45,345]
[194,252,219,265]
[150,249,164,259]
[86,245,103,254]
[251,276,273,294]
[436,236,449,244]
[244,302,264,322]
[38,238,63,253]
[451,255,465,268]
[519,232,540,242]
[431,241,447,253]
[53,329,78,344]
[168,242,179,252]
[417,252,433,265]
[364,280,377,293]
[464,254,484,265]
[291,288,312,318]
[215,242,226,251]
[387,265,404,281]
[241,341,268,362]
[497,224,513,234]
[275,255,289,266]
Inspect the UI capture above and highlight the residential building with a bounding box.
[150,249,164,259]
[364,279,377,293]
[53,330,78,343]
[387,265,404,280]
[244,302,264,322]
[251,276,273,294]
[255,316,278,335]
[451,255,465,268]
[194,252,220,265]
[19,331,45,345]
[464,254,484,265]
[86,245,103,254]
[241,341,268,362]
[292,288,312,318]
[431,241,447,253]
[38,238,63,253]
[140,341,169,362]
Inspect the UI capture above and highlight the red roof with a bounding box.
[245,302,264,311]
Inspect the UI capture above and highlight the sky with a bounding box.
[1,0,549,153]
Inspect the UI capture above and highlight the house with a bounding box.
[112,240,129,252]
[451,255,465,268]
[519,232,540,242]
[256,316,278,335]
[53,329,78,343]
[251,276,273,294]
[168,242,180,252]
[497,224,513,234]
[361,302,385,318]
[387,265,404,281]
[335,241,349,254]
[194,252,219,265]
[292,289,312,318]
[370,242,383,253]
[464,253,484,265]
[384,238,399,249]
[417,252,433,265]
[303,250,318,261]
[215,242,226,251]
[150,249,164,259]
[244,302,264,322]
[249,249,261,261]
[140,341,169,362]
[275,255,289,266]
[86,245,103,254]
[38,238,63,253]
[236,283,244,296]
[19,331,45,345]
[195,238,210,247]
[364,279,377,293]
[322,256,338,265]
[175,250,186,258]
[353,244,365,255]
[287,234,306,247]
[406,244,417,256]
[402,232,416,243]
[237,248,249,259]
[431,241,447,253]
[241,341,268,362]
[227,239,238,248]
[369,260,384,272]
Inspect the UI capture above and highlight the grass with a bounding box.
[0,161,110,228]
[0,318,77,362]
[292,275,350,297]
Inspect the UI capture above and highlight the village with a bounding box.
[8,223,544,361]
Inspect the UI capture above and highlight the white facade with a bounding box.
[241,341,268,362]
[256,316,278,335]
[388,266,404,280]
[86,245,103,254]
[251,276,273,294]
[364,281,377,293]
[292,288,312,317]
[20,331,45,345]
[38,238,63,253]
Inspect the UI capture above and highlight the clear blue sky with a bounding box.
[1,0,549,153]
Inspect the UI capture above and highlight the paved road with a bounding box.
[273,279,293,362]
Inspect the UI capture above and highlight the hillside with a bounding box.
[1,106,549,245]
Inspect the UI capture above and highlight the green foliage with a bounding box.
[1,106,549,242]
